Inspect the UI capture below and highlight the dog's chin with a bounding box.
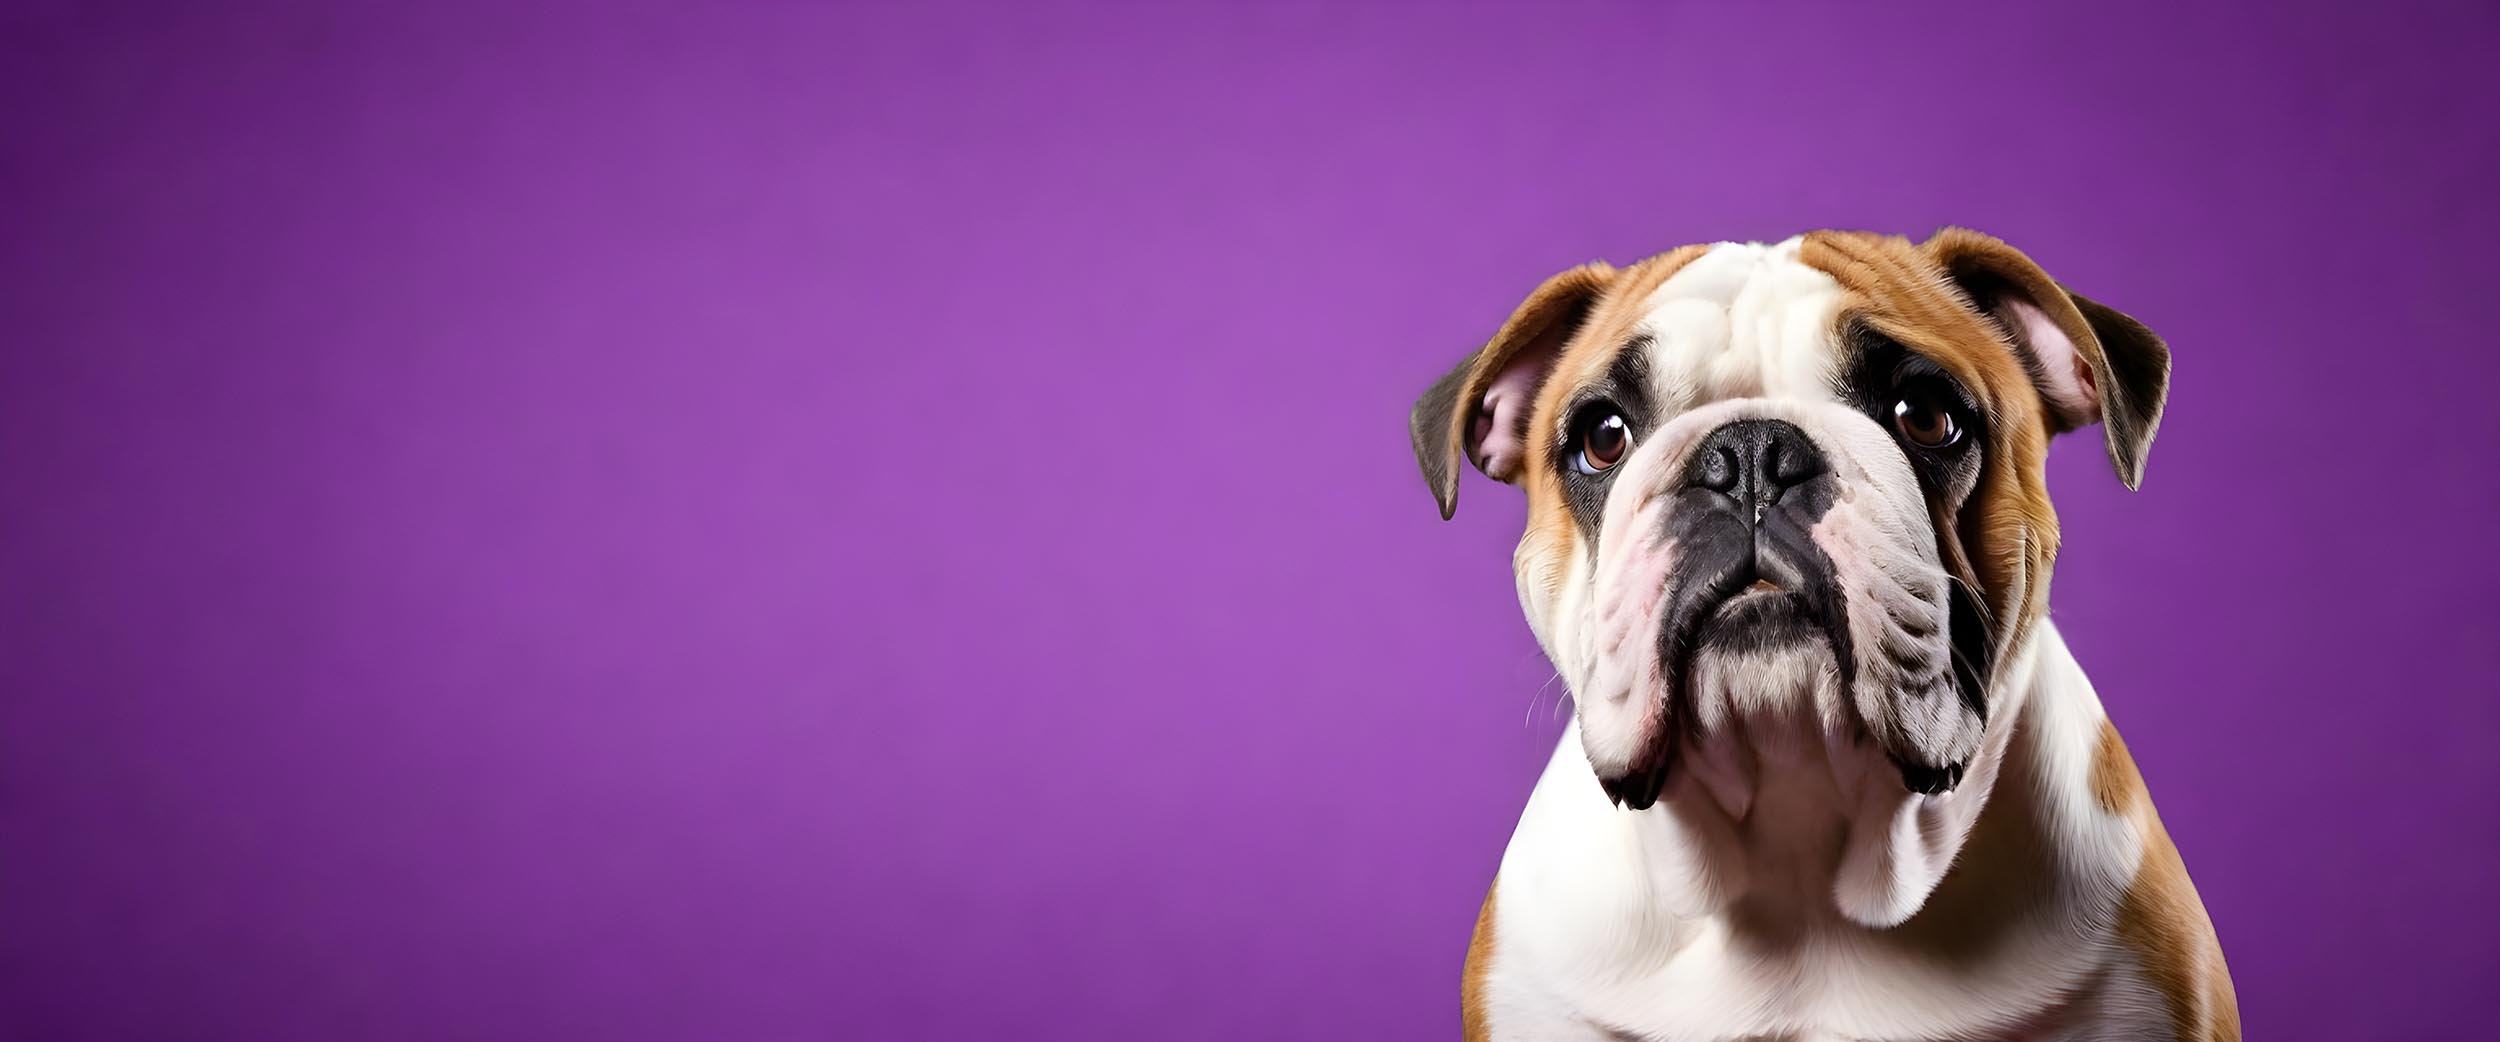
[1595,586,1842,813]
[1681,588,1847,745]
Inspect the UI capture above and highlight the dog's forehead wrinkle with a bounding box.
[1625,238,1844,416]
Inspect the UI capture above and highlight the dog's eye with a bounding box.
[1891,380,1964,449]
[1575,412,1631,474]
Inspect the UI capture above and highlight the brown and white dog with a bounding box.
[1412,230,2236,1042]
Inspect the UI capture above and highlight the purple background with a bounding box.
[5,2,2497,1039]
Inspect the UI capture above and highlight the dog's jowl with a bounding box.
[1413,230,2235,1042]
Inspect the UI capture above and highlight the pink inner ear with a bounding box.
[2004,297,2100,427]
[1471,354,1544,482]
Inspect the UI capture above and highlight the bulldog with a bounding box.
[1411,230,2236,1042]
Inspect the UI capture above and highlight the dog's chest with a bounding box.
[1478,724,2164,1042]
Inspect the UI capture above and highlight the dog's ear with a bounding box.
[1923,228,2171,491]
[1411,263,1615,519]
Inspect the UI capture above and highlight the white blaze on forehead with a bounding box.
[1632,237,1848,411]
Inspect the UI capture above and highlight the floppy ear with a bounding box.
[1924,228,2171,490]
[1410,263,1615,519]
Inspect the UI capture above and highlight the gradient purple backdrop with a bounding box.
[5,2,2497,1039]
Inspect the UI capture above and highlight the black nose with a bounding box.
[1684,419,1826,521]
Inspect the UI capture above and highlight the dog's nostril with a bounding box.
[1696,445,1740,493]
[1769,436,1824,488]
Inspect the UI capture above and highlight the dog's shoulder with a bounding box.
[2094,721,2240,1041]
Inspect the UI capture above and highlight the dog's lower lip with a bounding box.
[1599,751,1672,811]
[1896,758,1967,795]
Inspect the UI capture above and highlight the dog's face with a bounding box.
[1414,231,2168,896]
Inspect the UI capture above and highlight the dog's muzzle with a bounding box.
[1659,419,1850,698]
[1600,419,1855,810]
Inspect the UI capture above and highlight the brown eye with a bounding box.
[1891,384,1963,449]
[1576,413,1631,474]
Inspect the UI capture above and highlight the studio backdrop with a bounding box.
[4,2,2496,1040]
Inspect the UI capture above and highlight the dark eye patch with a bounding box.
[1837,321,1986,506]
[1550,336,1656,539]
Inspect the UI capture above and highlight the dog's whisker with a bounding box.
[1943,571,1996,632]
[1526,669,1566,730]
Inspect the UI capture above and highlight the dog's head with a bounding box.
[1413,230,2168,920]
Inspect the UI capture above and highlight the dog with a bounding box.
[1411,230,2236,1041]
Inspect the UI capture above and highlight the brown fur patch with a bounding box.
[2119,817,2241,1039]
[2097,719,2239,1039]
[1461,879,1498,1042]
[2090,718,2146,815]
